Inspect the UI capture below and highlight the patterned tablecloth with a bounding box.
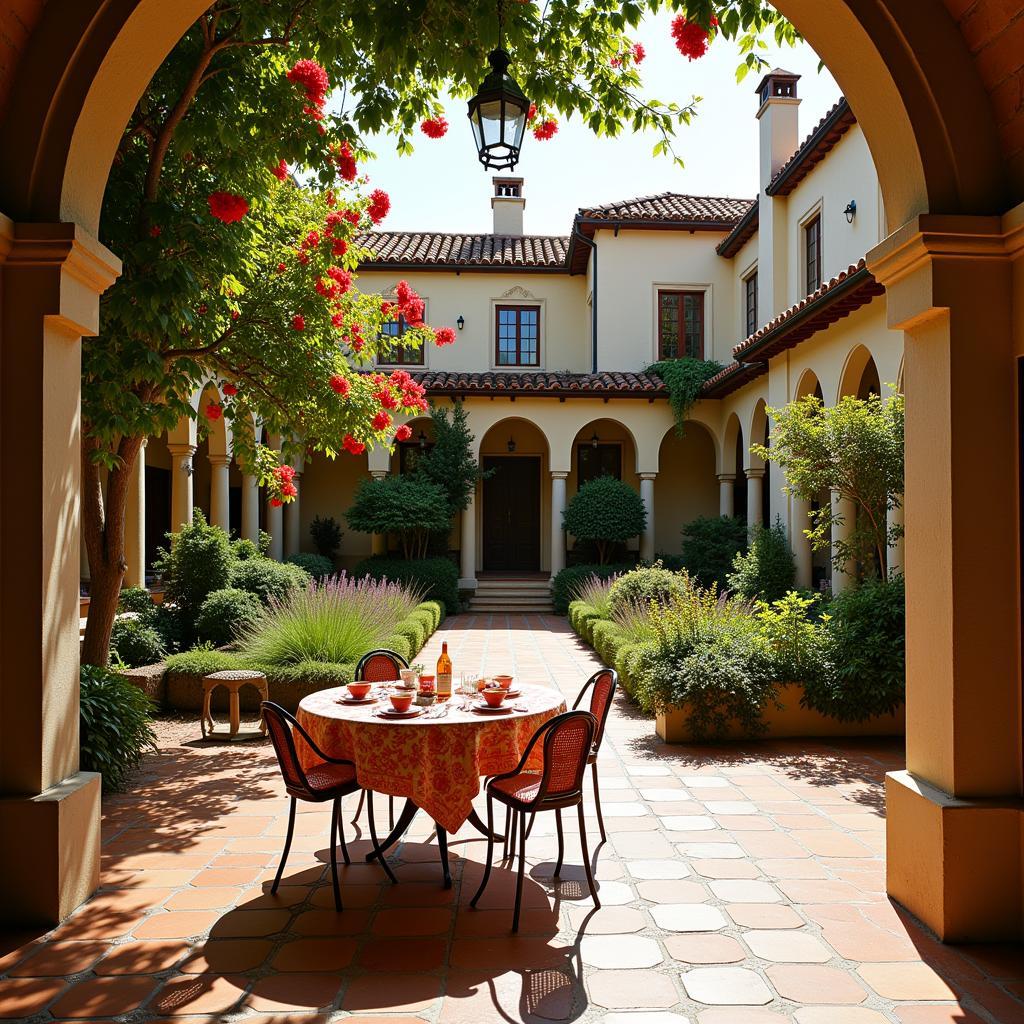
[296,685,567,833]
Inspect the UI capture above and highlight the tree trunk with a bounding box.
[81,434,144,666]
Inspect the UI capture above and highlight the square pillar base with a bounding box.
[886,770,1024,941]
[0,771,101,926]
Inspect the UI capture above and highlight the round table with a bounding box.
[296,684,567,882]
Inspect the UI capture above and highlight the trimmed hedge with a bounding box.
[592,619,629,669]
[615,641,657,700]
[354,556,460,615]
[552,563,631,615]
[285,552,335,580]
[383,633,413,662]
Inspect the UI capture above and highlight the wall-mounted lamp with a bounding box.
[417,429,428,450]
[590,431,600,449]
[507,436,517,453]
[843,200,857,224]
[456,315,465,331]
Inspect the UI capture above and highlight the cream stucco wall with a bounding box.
[299,451,373,569]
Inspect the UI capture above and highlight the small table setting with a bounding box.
[296,671,567,886]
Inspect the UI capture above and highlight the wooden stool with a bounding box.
[201,670,269,740]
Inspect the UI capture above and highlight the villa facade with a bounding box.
[118,70,902,599]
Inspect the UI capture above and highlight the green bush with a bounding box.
[563,476,646,564]
[195,588,263,647]
[417,601,444,632]
[567,600,591,633]
[395,617,427,655]
[616,641,657,700]
[80,665,157,792]
[803,575,905,722]
[286,552,335,580]
[310,515,343,561]
[552,564,630,615]
[117,586,154,616]
[231,537,262,561]
[163,646,355,687]
[149,603,186,654]
[680,515,749,590]
[727,520,796,601]
[346,474,450,560]
[230,557,310,605]
[592,619,628,668]
[164,645,241,677]
[354,556,459,615]
[110,617,166,668]
[383,633,412,662]
[154,511,233,613]
[608,563,686,615]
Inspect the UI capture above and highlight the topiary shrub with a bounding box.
[286,552,334,580]
[230,557,310,605]
[383,633,412,662]
[231,537,262,561]
[552,563,631,615]
[117,587,154,616]
[417,601,444,632]
[680,515,749,590]
[615,641,657,701]
[80,665,157,792]
[563,476,646,564]
[395,617,427,655]
[354,556,459,615]
[346,474,451,560]
[153,511,233,614]
[727,519,796,601]
[110,617,167,668]
[310,515,343,561]
[592,619,628,668]
[608,563,685,615]
[195,588,264,647]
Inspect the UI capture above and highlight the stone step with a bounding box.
[467,605,554,615]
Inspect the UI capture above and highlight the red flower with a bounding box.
[631,42,646,63]
[420,115,449,138]
[527,102,537,123]
[222,383,238,397]
[286,59,330,108]
[329,374,350,397]
[208,191,249,223]
[303,230,321,249]
[274,464,296,484]
[352,336,365,352]
[342,209,361,226]
[381,300,395,318]
[326,190,336,207]
[230,309,240,320]
[197,303,208,315]
[204,402,222,421]
[336,141,357,181]
[331,238,348,257]
[610,56,622,68]
[372,410,392,431]
[434,326,457,347]
[396,280,414,305]
[327,266,352,293]
[375,388,399,410]
[276,262,287,274]
[149,225,161,237]
[271,159,288,181]
[404,298,425,327]
[343,433,365,455]
[331,311,346,329]
[395,424,413,442]
[368,189,391,224]
[281,481,298,498]
[292,314,305,331]
[671,15,715,60]
[533,118,558,141]
[270,497,283,507]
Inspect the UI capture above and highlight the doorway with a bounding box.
[482,456,541,572]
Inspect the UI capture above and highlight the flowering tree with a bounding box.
[83,0,795,666]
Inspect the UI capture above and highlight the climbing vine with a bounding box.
[647,358,724,434]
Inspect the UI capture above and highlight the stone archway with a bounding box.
[0,0,1021,938]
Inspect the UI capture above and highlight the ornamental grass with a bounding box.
[569,572,620,619]
[236,572,422,668]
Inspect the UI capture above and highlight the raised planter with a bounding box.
[656,682,905,742]
[165,669,335,714]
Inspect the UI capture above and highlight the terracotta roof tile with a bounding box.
[576,192,755,225]
[409,370,667,397]
[355,232,569,269]
[716,198,760,258]
[766,97,857,197]
[701,361,768,398]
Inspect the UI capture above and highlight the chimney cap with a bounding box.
[493,175,524,198]
[754,68,801,93]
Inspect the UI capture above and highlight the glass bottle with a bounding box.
[436,641,452,700]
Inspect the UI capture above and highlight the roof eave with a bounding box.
[765,98,855,197]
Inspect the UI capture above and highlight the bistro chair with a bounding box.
[471,709,599,932]
[351,648,409,827]
[262,701,396,912]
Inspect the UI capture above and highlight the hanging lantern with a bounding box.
[467,2,531,173]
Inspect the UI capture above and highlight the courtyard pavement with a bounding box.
[2,613,1023,1024]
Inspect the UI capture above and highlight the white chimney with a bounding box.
[756,69,801,192]
[492,176,525,235]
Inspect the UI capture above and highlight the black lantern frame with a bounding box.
[467,47,531,171]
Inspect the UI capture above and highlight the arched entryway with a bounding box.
[0,0,1021,941]
[655,423,719,558]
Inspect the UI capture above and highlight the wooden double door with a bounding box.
[481,456,541,572]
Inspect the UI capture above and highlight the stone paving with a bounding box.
[2,613,1023,1024]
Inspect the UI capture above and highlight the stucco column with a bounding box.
[871,215,1023,942]
[791,495,813,590]
[124,439,147,588]
[718,474,735,517]
[284,472,302,558]
[549,472,568,576]
[208,454,231,533]
[167,443,196,532]
[639,473,656,563]
[460,488,477,588]
[370,469,388,556]
[887,498,904,576]
[746,468,764,528]
[241,473,260,543]
[266,494,283,561]
[829,488,855,595]
[0,223,117,924]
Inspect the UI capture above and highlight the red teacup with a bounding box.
[389,692,413,712]
[482,687,507,708]
[493,674,514,690]
[347,681,372,700]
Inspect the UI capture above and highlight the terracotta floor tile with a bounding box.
[696,1010,790,1024]
[450,936,570,970]
[766,965,867,1004]
[858,961,959,1000]
[892,1006,986,1024]
[49,976,158,1018]
[372,906,452,935]
[94,939,188,974]
[0,977,67,1018]
[821,921,922,962]
[777,879,865,903]
[743,929,833,963]
[454,906,561,936]
[163,886,239,910]
[291,908,373,935]
[271,936,358,971]
[794,1009,892,1024]
[637,879,709,903]
[151,973,249,1015]
[8,939,108,976]
[682,966,773,1005]
[179,938,272,973]
[358,936,448,971]
[587,968,679,1009]
[440,966,577,1023]
[246,972,343,1012]
[190,866,263,886]
[207,908,292,937]
[581,934,664,968]
[691,858,763,879]
[132,910,219,939]
[651,903,728,932]
[342,972,442,1013]
[709,880,782,903]
[665,934,746,964]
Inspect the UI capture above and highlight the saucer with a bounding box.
[339,694,377,705]
[472,702,514,715]
[377,707,424,719]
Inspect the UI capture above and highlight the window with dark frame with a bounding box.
[577,443,622,485]
[495,305,540,366]
[379,314,424,366]
[744,272,758,338]
[657,290,704,360]
[805,215,822,294]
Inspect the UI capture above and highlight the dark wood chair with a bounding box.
[351,648,409,827]
[262,701,396,911]
[471,709,599,932]
[573,668,618,842]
